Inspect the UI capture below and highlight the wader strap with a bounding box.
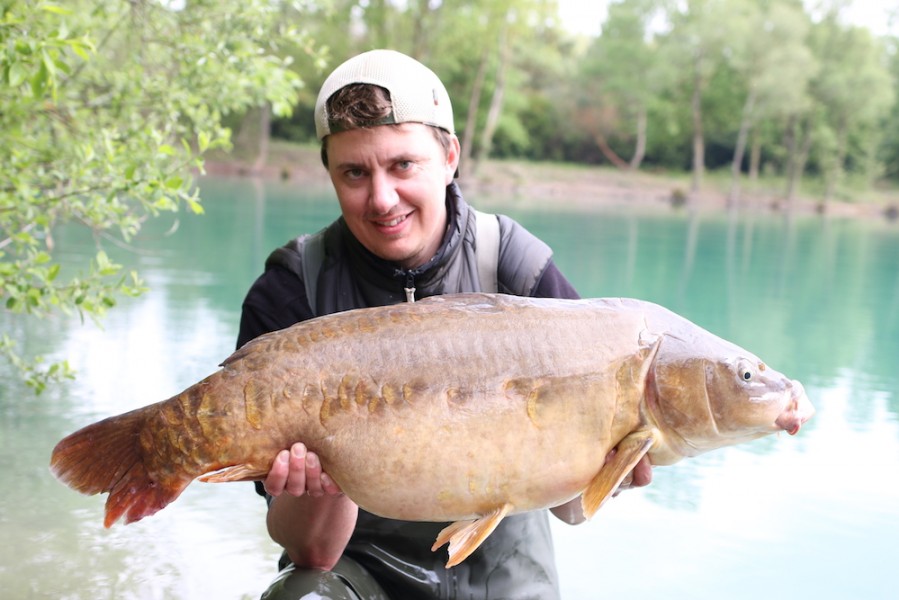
[474,210,499,293]
[300,231,326,315]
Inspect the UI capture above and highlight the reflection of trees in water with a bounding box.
[0,373,137,599]
[765,218,896,422]
[642,453,724,512]
[252,176,267,274]
[642,432,788,512]
[886,267,899,417]
[1,322,278,598]
[676,207,700,308]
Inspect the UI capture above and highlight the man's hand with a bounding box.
[550,453,653,524]
[263,442,355,569]
[612,451,652,495]
[264,442,343,498]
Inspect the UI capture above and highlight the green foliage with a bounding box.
[0,0,312,390]
[878,37,899,179]
[806,16,895,197]
[262,0,899,193]
[6,0,899,388]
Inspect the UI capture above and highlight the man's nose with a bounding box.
[369,171,399,214]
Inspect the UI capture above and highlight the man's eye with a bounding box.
[346,168,365,179]
[396,160,412,171]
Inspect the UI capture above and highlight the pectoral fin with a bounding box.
[582,429,658,519]
[198,463,269,483]
[432,503,512,567]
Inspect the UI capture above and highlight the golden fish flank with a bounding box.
[49,293,814,568]
[304,372,426,423]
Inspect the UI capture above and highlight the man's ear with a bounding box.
[445,135,461,183]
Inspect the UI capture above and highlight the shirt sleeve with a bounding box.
[236,266,315,349]
[531,259,580,300]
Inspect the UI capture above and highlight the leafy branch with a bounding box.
[1,0,316,391]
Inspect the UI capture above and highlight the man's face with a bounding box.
[325,123,460,270]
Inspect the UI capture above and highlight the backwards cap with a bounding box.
[314,49,455,140]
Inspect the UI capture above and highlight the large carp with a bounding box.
[50,294,813,567]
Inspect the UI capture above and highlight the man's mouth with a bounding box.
[372,213,409,229]
[382,215,406,226]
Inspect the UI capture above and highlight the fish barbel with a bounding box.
[50,294,814,567]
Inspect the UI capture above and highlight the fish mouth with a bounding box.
[774,380,815,435]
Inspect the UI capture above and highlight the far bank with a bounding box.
[205,140,899,221]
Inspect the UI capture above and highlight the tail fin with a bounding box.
[50,407,192,527]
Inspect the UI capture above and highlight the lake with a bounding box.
[2,175,897,599]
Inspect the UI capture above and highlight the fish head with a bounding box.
[706,354,814,440]
[648,335,814,460]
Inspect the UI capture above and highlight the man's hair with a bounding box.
[320,83,453,168]
[327,83,394,130]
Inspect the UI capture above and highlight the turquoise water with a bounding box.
[1,175,896,599]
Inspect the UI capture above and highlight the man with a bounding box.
[237,49,651,599]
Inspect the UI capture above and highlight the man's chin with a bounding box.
[367,241,420,269]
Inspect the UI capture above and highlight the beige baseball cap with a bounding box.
[314,49,455,140]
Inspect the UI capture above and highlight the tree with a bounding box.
[575,0,672,171]
[807,15,893,204]
[664,0,752,197]
[726,0,815,204]
[445,0,563,175]
[877,35,899,180]
[0,0,313,391]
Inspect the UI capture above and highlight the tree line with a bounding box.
[266,0,898,207]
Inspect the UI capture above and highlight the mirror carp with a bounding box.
[50,294,814,567]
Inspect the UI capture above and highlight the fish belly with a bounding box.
[247,296,654,521]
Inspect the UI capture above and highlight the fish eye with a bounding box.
[736,360,755,382]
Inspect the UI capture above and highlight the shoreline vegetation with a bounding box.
[206,140,899,222]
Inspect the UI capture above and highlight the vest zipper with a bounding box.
[403,271,416,303]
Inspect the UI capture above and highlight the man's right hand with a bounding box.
[264,442,344,498]
[264,442,357,570]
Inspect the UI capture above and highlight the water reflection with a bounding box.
[2,175,897,599]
